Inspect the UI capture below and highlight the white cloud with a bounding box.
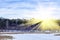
[0,0,60,19]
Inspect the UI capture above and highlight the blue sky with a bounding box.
[0,0,60,19]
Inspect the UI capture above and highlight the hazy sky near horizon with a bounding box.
[0,0,60,19]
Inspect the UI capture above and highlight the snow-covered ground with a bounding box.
[3,34,60,40]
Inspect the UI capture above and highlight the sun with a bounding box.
[26,18,60,31]
[34,6,60,30]
[26,6,60,31]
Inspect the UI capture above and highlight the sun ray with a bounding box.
[38,19,60,31]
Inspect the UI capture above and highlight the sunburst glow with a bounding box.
[38,19,60,30]
[28,6,60,30]
[27,19,60,30]
[26,6,59,31]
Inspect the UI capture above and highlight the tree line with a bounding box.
[0,17,60,31]
[56,20,60,26]
[0,17,27,30]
